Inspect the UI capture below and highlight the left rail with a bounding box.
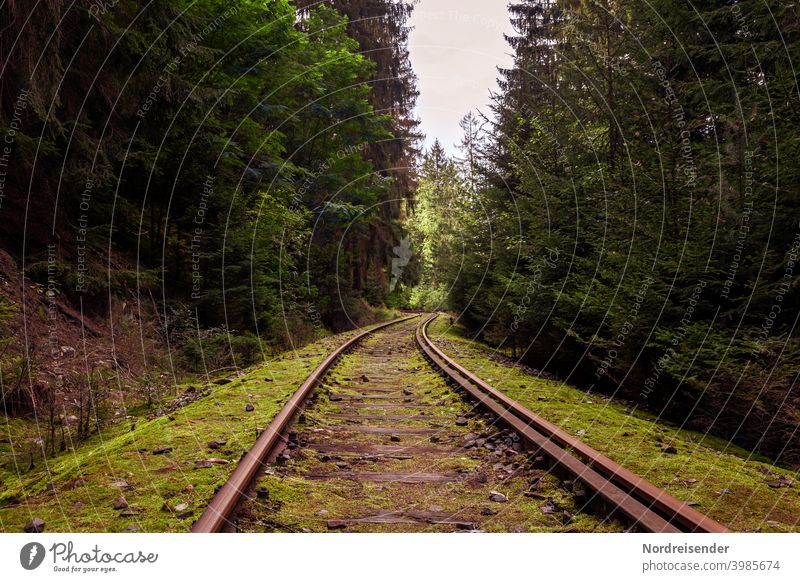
[191,314,419,533]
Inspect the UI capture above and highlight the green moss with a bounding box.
[11,313,791,533]
[0,323,392,533]
[428,316,800,532]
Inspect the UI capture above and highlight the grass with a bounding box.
[427,316,800,532]
[0,321,395,533]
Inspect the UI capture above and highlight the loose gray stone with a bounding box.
[24,518,45,533]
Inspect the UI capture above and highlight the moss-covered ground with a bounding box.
[426,316,800,532]
[6,313,795,533]
[0,322,395,533]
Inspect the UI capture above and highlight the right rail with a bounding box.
[416,313,730,533]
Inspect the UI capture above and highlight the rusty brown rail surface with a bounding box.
[191,314,419,533]
[416,313,730,533]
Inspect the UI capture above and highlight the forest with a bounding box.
[0,0,417,448]
[406,0,800,465]
[0,0,798,498]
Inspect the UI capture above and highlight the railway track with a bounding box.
[192,313,729,533]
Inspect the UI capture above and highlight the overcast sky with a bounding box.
[408,1,514,155]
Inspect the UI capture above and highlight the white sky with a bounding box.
[408,0,514,155]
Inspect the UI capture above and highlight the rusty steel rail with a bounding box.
[192,314,419,533]
[416,314,730,533]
